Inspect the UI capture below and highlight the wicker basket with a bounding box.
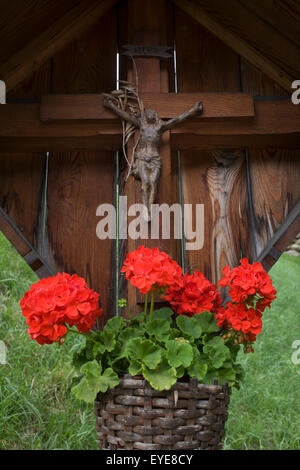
[94,374,230,450]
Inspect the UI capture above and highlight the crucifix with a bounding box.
[103,95,203,220]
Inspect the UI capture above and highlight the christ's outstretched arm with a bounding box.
[103,95,140,128]
[160,101,203,132]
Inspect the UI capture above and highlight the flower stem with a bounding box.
[149,291,155,322]
[144,292,149,320]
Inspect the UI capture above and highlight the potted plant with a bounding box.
[20,246,276,450]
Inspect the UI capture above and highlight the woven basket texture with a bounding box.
[94,375,230,450]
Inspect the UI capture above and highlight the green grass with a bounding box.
[0,231,299,450]
[0,232,97,450]
[224,253,300,450]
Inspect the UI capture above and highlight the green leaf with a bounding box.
[145,318,170,341]
[99,368,120,392]
[73,339,94,362]
[202,369,219,385]
[81,359,102,378]
[203,336,230,369]
[142,358,177,391]
[195,311,220,333]
[129,311,148,327]
[187,349,208,381]
[188,360,207,381]
[176,315,202,339]
[128,360,142,376]
[169,328,181,339]
[126,338,161,370]
[119,327,142,345]
[71,360,119,403]
[175,365,185,378]
[151,307,173,322]
[217,367,236,386]
[71,376,97,403]
[104,316,126,335]
[166,340,193,368]
[72,345,89,371]
[93,329,116,355]
[233,362,245,383]
[111,356,129,373]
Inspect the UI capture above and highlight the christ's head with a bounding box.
[143,109,158,124]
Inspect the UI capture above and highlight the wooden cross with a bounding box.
[0,92,299,153]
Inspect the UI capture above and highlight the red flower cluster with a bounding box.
[165,271,224,317]
[215,303,262,341]
[215,258,276,349]
[121,246,182,294]
[163,257,276,352]
[219,258,277,312]
[20,273,103,345]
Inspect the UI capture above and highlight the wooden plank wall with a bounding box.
[174,6,300,282]
[175,7,252,284]
[0,4,118,326]
[46,8,117,327]
[0,0,57,265]
[240,60,300,269]
[0,0,81,261]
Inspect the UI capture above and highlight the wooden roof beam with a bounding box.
[172,0,295,92]
[256,200,300,271]
[0,0,118,92]
[0,208,54,278]
[238,0,300,49]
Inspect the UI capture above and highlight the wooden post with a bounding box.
[119,0,180,315]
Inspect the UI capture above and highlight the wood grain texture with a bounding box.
[256,200,300,270]
[175,0,300,91]
[191,0,300,79]
[246,149,300,259]
[40,92,255,121]
[0,0,80,64]
[47,8,118,327]
[119,0,180,313]
[241,48,300,267]
[0,207,54,278]
[174,7,240,93]
[0,24,52,261]
[240,60,288,97]
[181,150,252,285]
[238,0,300,49]
[0,208,32,258]
[0,0,118,92]
[2,97,300,152]
[47,151,115,326]
[0,153,45,247]
[2,98,300,152]
[175,6,252,285]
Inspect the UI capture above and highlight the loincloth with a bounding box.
[133,153,162,171]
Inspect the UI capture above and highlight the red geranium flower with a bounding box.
[219,258,276,311]
[165,271,224,317]
[20,273,103,345]
[121,246,182,294]
[215,302,263,349]
[221,303,262,335]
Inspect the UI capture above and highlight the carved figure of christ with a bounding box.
[103,96,203,220]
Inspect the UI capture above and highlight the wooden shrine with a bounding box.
[0,0,299,326]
